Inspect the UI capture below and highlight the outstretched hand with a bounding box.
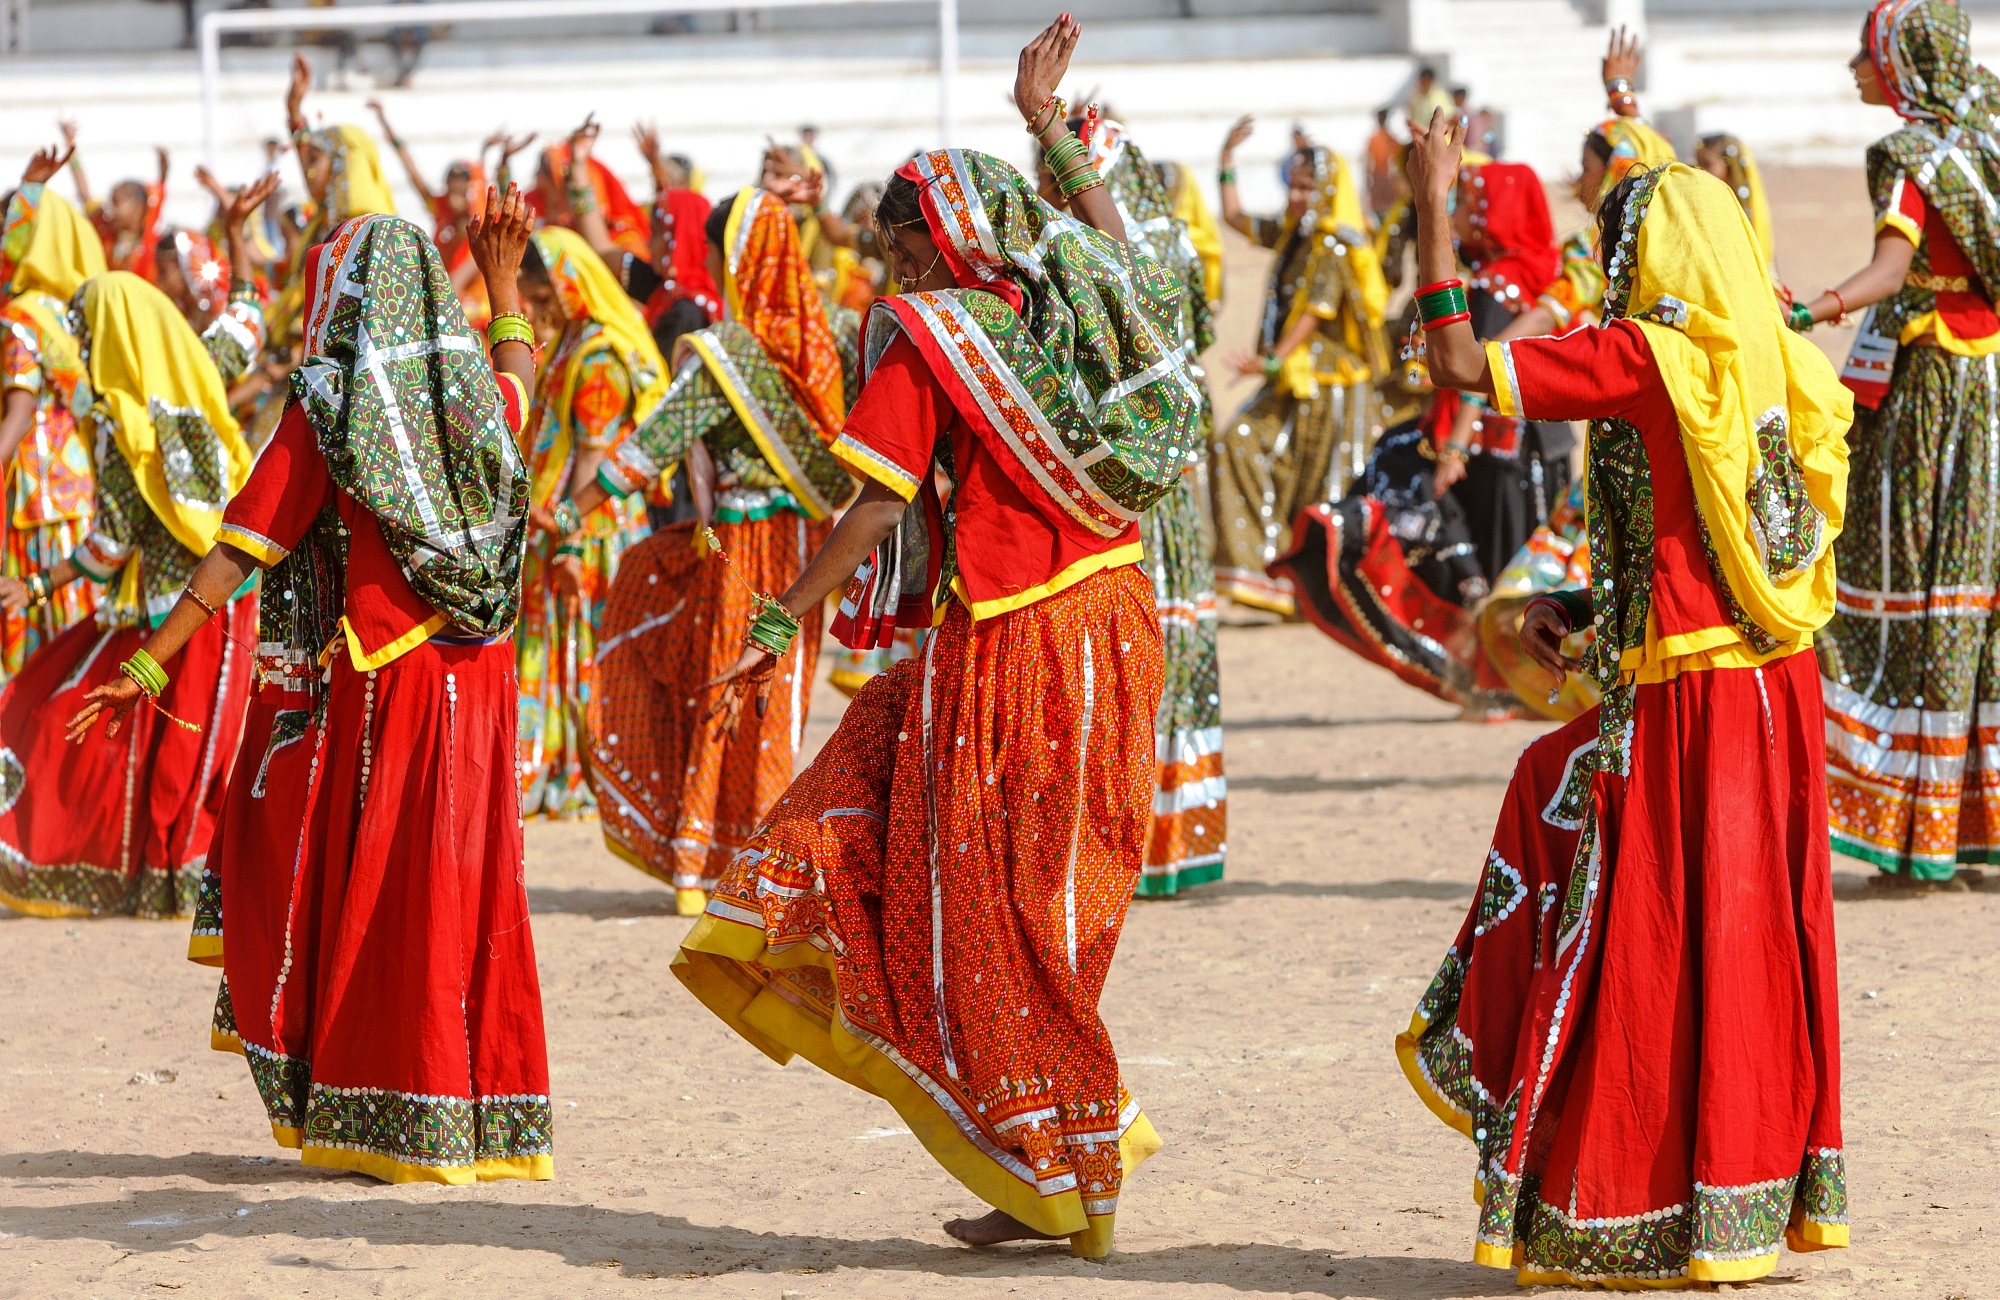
[761,143,823,207]
[287,52,312,122]
[223,171,281,230]
[1220,114,1255,162]
[1015,13,1082,124]
[633,121,661,167]
[1602,24,1640,85]
[498,131,538,165]
[467,183,532,284]
[22,143,74,186]
[567,113,601,166]
[705,644,779,739]
[1406,108,1463,211]
[66,675,145,743]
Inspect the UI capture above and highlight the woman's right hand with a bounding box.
[1406,108,1463,213]
[467,184,531,291]
[1221,114,1255,165]
[706,643,778,736]
[22,144,73,186]
[1519,600,1580,685]
[286,52,312,126]
[1014,13,1081,125]
[66,675,145,742]
[0,576,29,614]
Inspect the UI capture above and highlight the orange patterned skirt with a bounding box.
[588,512,828,914]
[674,564,1164,1257]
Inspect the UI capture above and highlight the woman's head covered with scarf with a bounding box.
[1594,162,1852,650]
[1865,0,1999,125]
[4,185,105,302]
[294,213,530,635]
[873,148,1203,516]
[714,187,845,441]
[72,271,251,561]
[519,225,672,503]
[1456,159,1559,312]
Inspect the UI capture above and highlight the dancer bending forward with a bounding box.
[673,16,1205,1261]
[1394,113,1852,1285]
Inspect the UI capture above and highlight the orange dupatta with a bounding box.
[720,188,845,441]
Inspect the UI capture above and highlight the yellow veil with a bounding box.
[527,226,671,507]
[1593,119,1678,200]
[316,124,397,226]
[79,271,252,558]
[1614,164,1850,656]
[7,187,105,300]
[1277,149,1388,394]
[1167,162,1225,308]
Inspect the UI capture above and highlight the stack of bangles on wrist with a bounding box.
[1415,277,1471,330]
[567,184,598,216]
[1042,132,1105,200]
[1787,301,1816,333]
[745,594,802,657]
[23,571,54,606]
[121,648,169,697]
[549,498,583,539]
[1605,77,1637,111]
[487,312,535,352]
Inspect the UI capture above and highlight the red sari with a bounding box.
[193,374,549,1182]
[1398,323,1848,1286]
[676,330,1163,1259]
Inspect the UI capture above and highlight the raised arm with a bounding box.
[57,119,92,209]
[1602,27,1643,119]
[1407,109,1492,395]
[210,169,282,294]
[1217,115,1255,237]
[563,116,624,265]
[1016,15,1126,244]
[467,184,538,398]
[368,99,439,210]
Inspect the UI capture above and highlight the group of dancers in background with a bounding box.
[0,0,1987,1286]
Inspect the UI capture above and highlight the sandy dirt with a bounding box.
[3,168,1995,1299]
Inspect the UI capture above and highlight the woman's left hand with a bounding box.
[705,644,778,737]
[1015,13,1081,124]
[551,553,584,602]
[66,676,145,743]
[1226,349,1267,379]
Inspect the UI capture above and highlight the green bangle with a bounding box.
[1043,136,1087,173]
[1787,302,1815,333]
[745,595,802,657]
[486,313,536,350]
[121,648,168,697]
[24,572,51,605]
[1217,168,1237,185]
[567,183,597,215]
[549,498,583,537]
[1416,284,1470,323]
[1261,354,1282,379]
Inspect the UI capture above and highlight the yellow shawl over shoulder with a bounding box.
[8,187,105,300]
[80,271,252,557]
[1617,164,1851,676]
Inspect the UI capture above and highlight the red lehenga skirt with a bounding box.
[194,640,554,1185]
[0,599,254,918]
[674,566,1164,1258]
[1396,648,1849,1287]
[588,511,830,915]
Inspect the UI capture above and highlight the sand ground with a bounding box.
[3,167,1996,1299]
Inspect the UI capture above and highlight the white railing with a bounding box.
[200,0,958,168]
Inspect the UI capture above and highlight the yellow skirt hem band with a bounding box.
[674,912,1158,1255]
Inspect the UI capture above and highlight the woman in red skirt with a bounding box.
[77,195,551,1185]
[671,20,1205,1259]
[0,267,259,918]
[1391,113,1853,1286]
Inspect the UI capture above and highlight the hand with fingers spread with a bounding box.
[66,675,146,743]
[706,644,780,739]
[1602,25,1642,116]
[1220,113,1255,163]
[498,132,539,167]
[22,143,75,186]
[223,171,281,231]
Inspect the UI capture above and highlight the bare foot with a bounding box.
[942,1209,1065,1247]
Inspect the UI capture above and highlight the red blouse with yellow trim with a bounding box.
[1877,172,2000,353]
[835,333,1142,621]
[218,373,527,669]
[1488,323,1799,681]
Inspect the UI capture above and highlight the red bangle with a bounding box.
[1828,287,1849,324]
[1421,312,1472,331]
[1414,277,1464,299]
